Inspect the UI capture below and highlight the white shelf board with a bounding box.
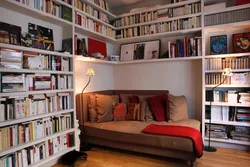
[0,89,74,97]
[117,0,200,18]
[205,69,250,73]
[81,0,116,18]
[205,102,250,107]
[204,137,250,146]
[205,119,250,127]
[204,20,250,32]
[116,13,202,30]
[74,7,116,30]
[205,52,250,58]
[116,28,202,44]
[76,56,117,65]
[1,0,73,27]
[0,68,74,75]
[29,147,76,167]
[204,3,250,16]
[0,43,73,58]
[0,109,74,127]
[0,128,75,157]
[74,24,116,43]
[205,85,250,88]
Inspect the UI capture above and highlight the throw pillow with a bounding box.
[168,94,188,122]
[88,94,98,122]
[120,94,139,104]
[95,94,119,122]
[126,103,140,121]
[148,94,168,122]
[138,95,154,121]
[113,103,127,121]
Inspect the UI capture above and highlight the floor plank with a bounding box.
[54,146,250,167]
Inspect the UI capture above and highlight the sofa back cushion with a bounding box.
[168,94,188,122]
[120,94,139,103]
[138,95,154,121]
[148,94,168,122]
[96,94,119,122]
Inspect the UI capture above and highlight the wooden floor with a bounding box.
[54,146,250,167]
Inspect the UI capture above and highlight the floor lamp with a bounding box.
[204,68,232,152]
[80,68,95,153]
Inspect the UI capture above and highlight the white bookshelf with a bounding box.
[203,3,250,15]
[205,69,250,73]
[205,52,250,58]
[0,68,74,75]
[205,85,250,88]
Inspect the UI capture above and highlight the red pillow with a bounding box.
[131,95,139,103]
[113,103,127,121]
[148,94,168,121]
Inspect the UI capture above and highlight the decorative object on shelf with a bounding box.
[210,35,227,55]
[204,68,233,152]
[121,40,160,61]
[233,32,250,53]
[80,68,95,153]
[0,21,21,45]
[20,32,32,47]
[62,38,73,54]
[111,55,119,62]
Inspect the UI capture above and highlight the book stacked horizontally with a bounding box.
[0,49,23,69]
[1,74,25,93]
[236,108,250,122]
[239,92,250,104]
[231,126,250,141]
[206,124,228,139]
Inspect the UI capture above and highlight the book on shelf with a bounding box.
[205,124,228,139]
[168,36,202,58]
[231,126,250,141]
[0,48,23,69]
[0,132,74,166]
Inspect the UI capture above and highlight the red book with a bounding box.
[10,127,13,147]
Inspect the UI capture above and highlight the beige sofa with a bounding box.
[76,90,201,167]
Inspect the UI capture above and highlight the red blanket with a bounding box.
[143,124,203,158]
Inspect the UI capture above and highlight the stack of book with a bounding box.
[0,93,72,122]
[0,133,74,166]
[0,114,72,151]
[238,92,250,104]
[231,126,250,141]
[205,57,250,70]
[1,73,25,93]
[168,36,202,58]
[206,124,228,139]
[0,49,23,69]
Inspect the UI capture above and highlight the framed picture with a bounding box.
[210,35,227,55]
[120,40,160,61]
[233,32,250,53]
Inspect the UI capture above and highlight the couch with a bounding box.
[76,90,201,167]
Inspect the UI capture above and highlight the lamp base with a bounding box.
[203,146,217,152]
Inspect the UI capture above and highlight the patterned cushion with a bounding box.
[126,103,141,121]
[88,94,98,122]
[113,103,127,121]
[138,95,154,121]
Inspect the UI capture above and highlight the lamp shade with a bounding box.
[86,68,95,76]
[222,68,233,76]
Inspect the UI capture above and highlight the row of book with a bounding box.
[87,0,109,11]
[74,0,109,23]
[0,49,71,71]
[16,0,72,22]
[204,8,250,27]
[0,92,72,122]
[116,16,201,39]
[206,90,240,103]
[168,37,202,58]
[0,73,73,93]
[114,3,201,27]
[205,124,227,139]
[205,57,250,70]
[0,114,72,151]
[205,73,250,85]
[75,12,116,39]
[0,133,74,167]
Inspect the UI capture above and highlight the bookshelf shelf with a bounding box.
[205,69,250,73]
[2,0,73,27]
[116,13,202,30]
[0,43,73,58]
[205,102,250,107]
[204,138,250,146]
[76,56,117,64]
[0,128,75,157]
[0,89,74,97]
[0,68,74,75]
[29,147,76,167]
[204,20,250,31]
[116,27,202,44]
[116,0,200,18]
[205,52,250,58]
[205,119,250,127]
[203,3,250,15]
[0,109,74,127]
[205,85,250,88]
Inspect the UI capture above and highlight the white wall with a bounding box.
[113,60,202,120]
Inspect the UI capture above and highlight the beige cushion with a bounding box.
[138,95,154,121]
[96,94,119,122]
[168,94,188,122]
[88,94,98,122]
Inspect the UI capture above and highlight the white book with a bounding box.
[0,104,5,122]
[8,157,12,167]
[30,148,34,164]
[17,151,23,167]
[21,149,28,167]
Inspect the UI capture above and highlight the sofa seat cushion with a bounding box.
[84,119,200,152]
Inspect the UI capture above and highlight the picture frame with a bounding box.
[232,32,250,53]
[120,40,160,62]
[210,35,227,55]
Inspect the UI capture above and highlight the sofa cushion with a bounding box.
[126,103,140,121]
[138,95,153,121]
[96,94,119,122]
[120,94,139,103]
[85,119,200,152]
[168,94,188,122]
[88,94,98,122]
[113,103,127,121]
[148,94,168,121]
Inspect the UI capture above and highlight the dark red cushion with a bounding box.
[148,94,168,121]
[131,95,139,103]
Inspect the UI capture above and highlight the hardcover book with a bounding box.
[210,35,227,55]
[233,32,250,53]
